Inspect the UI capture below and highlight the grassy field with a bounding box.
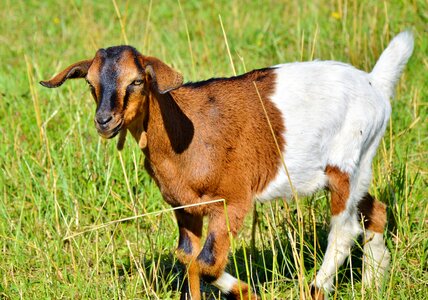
[1,0,427,299]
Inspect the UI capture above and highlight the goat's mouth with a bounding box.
[95,119,124,139]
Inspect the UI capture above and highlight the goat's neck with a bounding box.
[128,89,194,156]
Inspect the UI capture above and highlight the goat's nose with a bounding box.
[96,115,113,125]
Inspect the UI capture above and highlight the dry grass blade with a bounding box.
[63,199,225,240]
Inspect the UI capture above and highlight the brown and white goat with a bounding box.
[41,31,413,299]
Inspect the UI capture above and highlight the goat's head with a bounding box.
[40,46,183,139]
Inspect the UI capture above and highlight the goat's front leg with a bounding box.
[175,210,203,300]
[197,204,257,300]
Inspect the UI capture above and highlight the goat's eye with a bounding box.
[130,80,143,86]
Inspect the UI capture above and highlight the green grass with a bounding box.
[1,0,427,299]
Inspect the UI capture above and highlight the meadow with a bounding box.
[1,0,427,299]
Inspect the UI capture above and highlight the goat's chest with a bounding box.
[144,155,213,208]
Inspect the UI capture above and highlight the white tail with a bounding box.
[370,31,414,99]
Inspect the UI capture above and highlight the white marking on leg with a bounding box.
[213,272,238,294]
[362,230,390,287]
[313,212,362,291]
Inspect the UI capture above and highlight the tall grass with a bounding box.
[1,0,427,299]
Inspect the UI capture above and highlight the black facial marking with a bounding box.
[96,46,144,114]
[123,86,131,110]
[197,233,215,266]
[109,90,118,110]
[97,59,119,113]
[104,45,138,57]
[177,231,193,255]
[133,53,144,74]
[96,84,105,112]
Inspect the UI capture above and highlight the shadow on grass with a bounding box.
[112,220,372,299]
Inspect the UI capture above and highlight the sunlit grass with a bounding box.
[1,0,427,299]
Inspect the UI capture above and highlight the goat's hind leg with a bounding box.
[358,193,390,288]
[313,164,390,296]
[175,210,203,300]
[312,166,363,294]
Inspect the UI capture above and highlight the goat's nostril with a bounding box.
[96,115,113,125]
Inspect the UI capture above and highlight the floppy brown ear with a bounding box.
[40,59,93,88]
[143,56,183,94]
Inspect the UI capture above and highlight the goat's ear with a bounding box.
[40,59,93,88]
[143,56,183,94]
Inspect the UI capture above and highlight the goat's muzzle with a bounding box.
[94,115,123,139]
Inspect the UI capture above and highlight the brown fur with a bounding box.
[175,211,203,299]
[357,193,387,233]
[86,52,103,91]
[325,165,350,215]
[40,47,285,299]
[310,285,325,300]
[40,59,93,88]
[138,69,285,209]
[227,281,258,300]
[143,56,184,93]
[136,70,285,297]
[132,67,285,298]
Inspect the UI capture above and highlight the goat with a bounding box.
[40,31,414,299]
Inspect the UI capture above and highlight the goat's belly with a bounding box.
[255,160,328,202]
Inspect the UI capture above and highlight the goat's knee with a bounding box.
[175,211,203,300]
[197,232,230,282]
[197,206,256,299]
[176,229,199,264]
[196,206,246,282]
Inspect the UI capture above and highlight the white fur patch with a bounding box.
[313,212,363,291]
[252,31,413,294]
[256,31,413,202]
[362,230,390,286]
[212,272,238,294]
[256,60,391,202]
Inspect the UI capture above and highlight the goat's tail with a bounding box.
[370,31,414,99]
